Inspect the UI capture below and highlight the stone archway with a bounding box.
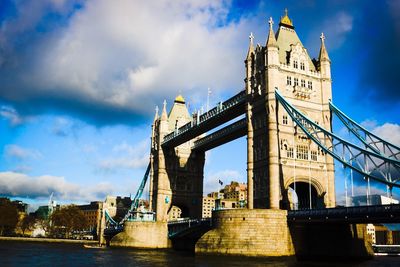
[287,180,325,210]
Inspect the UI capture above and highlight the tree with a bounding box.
[20,214,37,236]
[50,205,89,238]
[0,199,19,236]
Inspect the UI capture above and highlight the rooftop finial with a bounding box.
[279,8,293,28]
[266,16,278,47]
[161,99,168,120]
[154,105,159,121]
[249,32,254,44]
[320,32,325,43]
[268,17,274,27]
[318,32,330,62]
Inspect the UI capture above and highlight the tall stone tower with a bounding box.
[245,10,335,210]
[150,95,205,221]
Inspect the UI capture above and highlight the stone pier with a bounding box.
[195,209,295,257]
[110,221,170,248]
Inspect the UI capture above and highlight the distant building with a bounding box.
[77,201,103,237]
[104,196,117,217]
[207,192,224,199]
[203,181,248,215]
[11,200,28,214]
[168,205,182,221]
[351,194,399,206]
[202,196,215,218]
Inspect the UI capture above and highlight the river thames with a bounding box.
[0,241,399,267]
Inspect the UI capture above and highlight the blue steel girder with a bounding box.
[192,118,247,151]
[105,209,118,226]
[119,162,151,225]
[330,101,400,161]
[162,90,247,148]
[275,89,400,189]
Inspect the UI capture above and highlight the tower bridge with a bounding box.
[105,10,400,259]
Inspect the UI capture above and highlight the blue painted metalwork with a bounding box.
[104,162,152,228]
[330,101,400,161]
[275,89,400,188]
[168,218,212,238]
[192,118,247,151]
[162,90,246,147]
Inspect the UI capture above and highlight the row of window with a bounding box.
[285,145,318,161]
[293,60,306,70]
[287,76,313,89]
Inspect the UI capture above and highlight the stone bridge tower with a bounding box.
[245,10,335,210]
[150,96,205,221]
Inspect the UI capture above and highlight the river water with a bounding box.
[0,241,399,267]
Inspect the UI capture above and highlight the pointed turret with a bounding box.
[153,106,159,122]
[318,32,330,62]
[265,17,279,70]
[161,100,168,121]
[266,17,278,47]
[279,8,294,29]
[246,32,255,59]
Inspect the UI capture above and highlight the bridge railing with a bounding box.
[162,90,246,145]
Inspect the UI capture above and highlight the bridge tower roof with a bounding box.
[275,9,316,71]
[168,94,191,131]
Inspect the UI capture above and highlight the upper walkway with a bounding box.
[162,90,246,148]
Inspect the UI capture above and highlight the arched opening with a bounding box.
[288,182,324,210]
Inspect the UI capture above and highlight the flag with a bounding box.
[218,180,223,186]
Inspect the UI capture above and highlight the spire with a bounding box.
[246,32,255,59]
[153,106,159,122]
[318,32,330,62]
[161,100,168,121]
[266,17,278,47]
[279,8,294,28]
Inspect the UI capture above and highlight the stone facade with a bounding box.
[196,209,294,256]
[150,96,205,221]
[110,221,170,248]
[245,11,335,210]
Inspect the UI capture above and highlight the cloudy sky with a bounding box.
[0,0,399,209]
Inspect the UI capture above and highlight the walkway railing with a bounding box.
[162,90,246,147]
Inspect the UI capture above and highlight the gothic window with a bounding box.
[283,115,288,125]
[296,145,309,160]
[287,147,294,158]
[286,76,292,85]
[301,79,306,87]
[293,60,298,69]
[300,62,305,70]
[294,78,299,86]
[308,81,313,89]
[311,151,318,161]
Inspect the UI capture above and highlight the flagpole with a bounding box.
[207,87,211,112]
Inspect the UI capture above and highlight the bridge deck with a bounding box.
[287,204,400,224]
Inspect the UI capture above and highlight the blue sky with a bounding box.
[0,0,399,209]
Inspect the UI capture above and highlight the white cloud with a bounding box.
[11,0,253,117]
[0,171,112,202]
[98,139,149,172]
[307,11,353,54]
[4,144,42,160]
[336,184,394,206]
[0,106,31,126]
[371,123,400,146]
